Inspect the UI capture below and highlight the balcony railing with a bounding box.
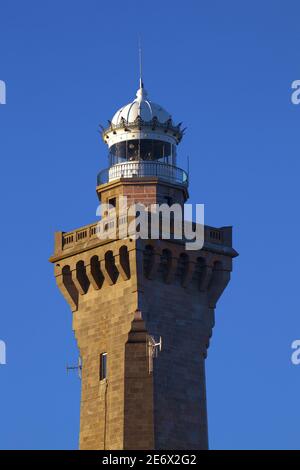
[97,161,188,186]
[55,221,229,255]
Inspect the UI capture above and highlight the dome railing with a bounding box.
[97,161,188,187]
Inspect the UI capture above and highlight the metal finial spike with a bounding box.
[138,35,143,89]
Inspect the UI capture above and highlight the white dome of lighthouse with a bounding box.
[111,82,172,125]
[101,79,184,148]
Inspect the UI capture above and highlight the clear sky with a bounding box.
[0,0,300,450]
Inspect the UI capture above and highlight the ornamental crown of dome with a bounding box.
[111,79,172,126]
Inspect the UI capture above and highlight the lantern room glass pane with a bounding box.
[109,140,177,167]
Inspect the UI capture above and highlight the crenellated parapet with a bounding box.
[51,239,135,313]
[51,219,236,258]
[50,228,237,315]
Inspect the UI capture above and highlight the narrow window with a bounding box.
[100,353,107,380]
[109,197,116,208]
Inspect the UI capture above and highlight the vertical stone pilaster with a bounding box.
[124,310,154,450]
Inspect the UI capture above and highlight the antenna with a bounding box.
[66,356,82,379]
[147,335,162,373]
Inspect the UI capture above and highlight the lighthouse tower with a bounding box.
[50,77,237,450]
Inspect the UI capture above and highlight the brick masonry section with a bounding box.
[96,178,188,210]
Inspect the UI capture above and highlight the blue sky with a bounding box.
[0,0,300,450]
